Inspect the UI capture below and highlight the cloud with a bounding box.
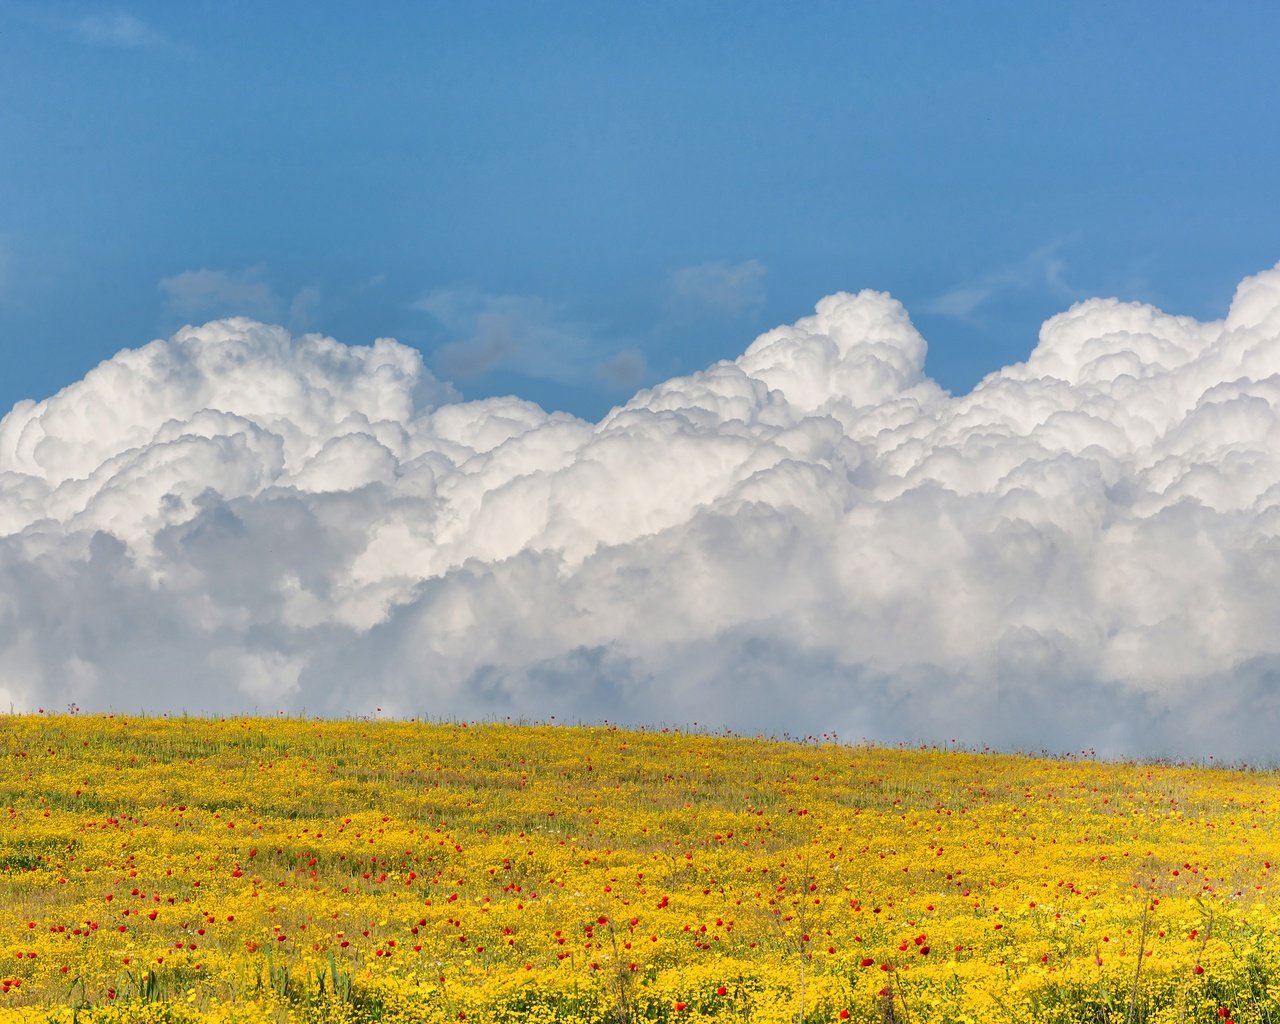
[159,268,325,333]
[414,287,611,385]
[668,259,766,314]
[6,263,1280,759]
[925,285,993,320]
[160,267,282,322]
[926,244,1072,320]
[595,348,648,391]
[288,285,324,332]
[71,11,171,49]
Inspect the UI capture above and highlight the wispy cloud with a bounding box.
[926,284,996,320]
[159,267,323,332]
[288,285,324,332]
[595,347,648,391]
[414,287,636,389]
[925,244,1073,320]
[668,259,766,315]
[71,10,171,49]
[160,267,282,323]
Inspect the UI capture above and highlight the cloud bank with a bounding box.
[5,265,1280,759]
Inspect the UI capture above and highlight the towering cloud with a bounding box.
[4,266,1280,758]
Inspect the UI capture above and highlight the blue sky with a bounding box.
[3,0,1279,421]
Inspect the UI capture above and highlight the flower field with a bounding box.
[1,715,1278,1023]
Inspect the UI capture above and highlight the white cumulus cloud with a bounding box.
[5,264,1280,759]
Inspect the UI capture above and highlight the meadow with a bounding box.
[1,715,1277,1024]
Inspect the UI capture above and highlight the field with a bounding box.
[1,715,1278,1023]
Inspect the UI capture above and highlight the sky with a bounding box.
[3,2,1280,757]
